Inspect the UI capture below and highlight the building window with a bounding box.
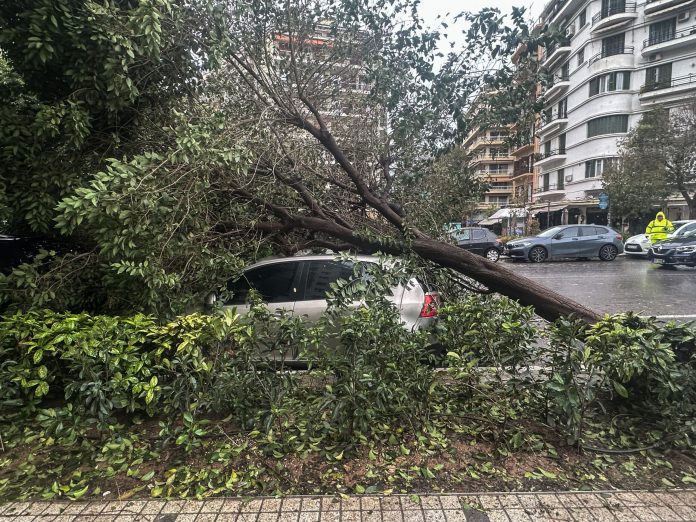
[541,172,550,191]
[579,8,587,27]
[558,133,566,154]
[589,71,631,96]
[601,33,625,58]
[557,169,565,189]
[601,0,628,18]
[558,98,567,118]
[648,18,676,46]
[587,115,629,137]
[585,158,617,178]
[577,47,585,66]
[560,62,569,79]
[645,63,673,91]
[489,164,508,175]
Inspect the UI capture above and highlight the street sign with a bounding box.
[598,192,609,210]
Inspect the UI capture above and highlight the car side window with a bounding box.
[227,262,300,304]
[472,230,486,240]
[557,227,580,239]
[593,227,608,235]
[302,260,356,301]
[456,229,471,241]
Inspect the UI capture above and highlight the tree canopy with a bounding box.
[1,0,600,323]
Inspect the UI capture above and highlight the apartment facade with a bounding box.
[462,126,515,221]
[535,0,696,227]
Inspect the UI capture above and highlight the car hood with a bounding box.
[626,234,650,243]
[507,236,546,246]
[653,236,696,248]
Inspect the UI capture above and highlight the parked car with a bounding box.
[624,220,696,258]
[649,229,696,267]
[206,255,441,332]
[451,227,504,262]
[505,225,624,263]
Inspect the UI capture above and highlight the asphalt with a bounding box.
[501,255,696,321]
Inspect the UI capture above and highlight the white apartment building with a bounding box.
[534,0,696,227]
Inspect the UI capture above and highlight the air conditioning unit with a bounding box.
[678,11,690,22]
[648,52,663,62]
[565,174,573,182]
[566,25,576,37]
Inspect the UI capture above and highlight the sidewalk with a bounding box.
[2,490,696,522]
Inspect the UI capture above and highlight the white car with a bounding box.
[624,220,696,257]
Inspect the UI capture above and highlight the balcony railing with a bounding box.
[589,46,634,64]
[513,157,535,177]
[591,2,637,25]
[535,182,564,194]
[541,110,568,126]
[543,37,571,61]
[641,73,696,93]
[489,185,513,191]
[537,148,566,161]
[643,25,696,49]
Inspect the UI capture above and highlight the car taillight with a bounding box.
[420,294,439,318]
[616,234,623,241]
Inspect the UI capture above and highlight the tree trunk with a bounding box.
[411,239,601,324]
[690,201,696,220]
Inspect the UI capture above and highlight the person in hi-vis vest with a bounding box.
[645,211,674,242]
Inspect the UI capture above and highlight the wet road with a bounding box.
[502,255,696,320]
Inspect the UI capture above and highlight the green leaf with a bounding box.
[612,381,629,398]
[141,471,155,481]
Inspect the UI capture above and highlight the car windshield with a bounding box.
[684,229,696,239]
[536,226,565,238]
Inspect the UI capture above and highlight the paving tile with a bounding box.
[422,510,446,522]
[181,501,203,514]
[339,498,361,511]
[216,514,240,522]
[160,501,184,515]
[282,499,303,512]
[139,502,164,515]
[300,499,322,512]
[52,516,77,522]
[240,501,264,513]
[611,493,645,506]
[382,511,404,522]
[261,500,283,513]
[402,512,425,522]
[540,507,574,521]
[443,509,467,522]
[504,509,532,522]
[670,491,696,506]
[639,493,671,508]
[257,513,279,522]
[340,512,360,522]
[402,497,423,511]
[381,497,401,511]
[360,513,381,522]
[12,517,39,522]
[222,500,243,513]
[318,512,340,522]
[360,498,380,512]
[648,505,685,521]
[474,496,502,510]
[624,506,660,521]
[611,508,642,522]
[588,507,620,521]
[131,516,158,522]
[296,512,319,522]
[419,497,443,510]
[485,512,510,522]
[277,513,299,522]
[515,495,541,510]
[91,516,113,522]
[439,498,461,511]
[201,500,226,513]
[175,515,200,522]
[574,494,612,509]
[497,496,524,510]
[320,499,341,512]
[237,514,259,522]
[671,505,696,520]
[4,502,32,516]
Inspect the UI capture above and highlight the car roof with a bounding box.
[248,254,383,269]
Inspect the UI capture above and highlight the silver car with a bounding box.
[506,225,624,263]
[211,255,441,332]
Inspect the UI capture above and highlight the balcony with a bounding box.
[539,111,569,136]
[543,73,571,101]
[488,185,514,192]
[589,46,634,65]
[542,39,572,69]
[642,25,696,55]
[645,0,695,16]
[591,3,638,33]
[640,73,696,100]
[535,183,565,196]
[471,154,515,165]
[535,149,567,167]
[513,157,535,177]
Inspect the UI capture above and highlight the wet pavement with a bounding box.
[502,255,696,320]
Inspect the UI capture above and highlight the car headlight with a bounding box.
[676,246,696,253]
[515,241,532,247]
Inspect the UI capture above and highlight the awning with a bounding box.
[487,207,528,220]
[531,204,568,216]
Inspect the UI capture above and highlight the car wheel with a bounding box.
[484,248,500,262]
[599,244,618,261]
[528,246,547,263]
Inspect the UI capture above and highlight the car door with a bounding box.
[224,261,301,315]
[470,229,488,255]
[549,226,582,258]
[455,228,472,251]
[294,259,359,324]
